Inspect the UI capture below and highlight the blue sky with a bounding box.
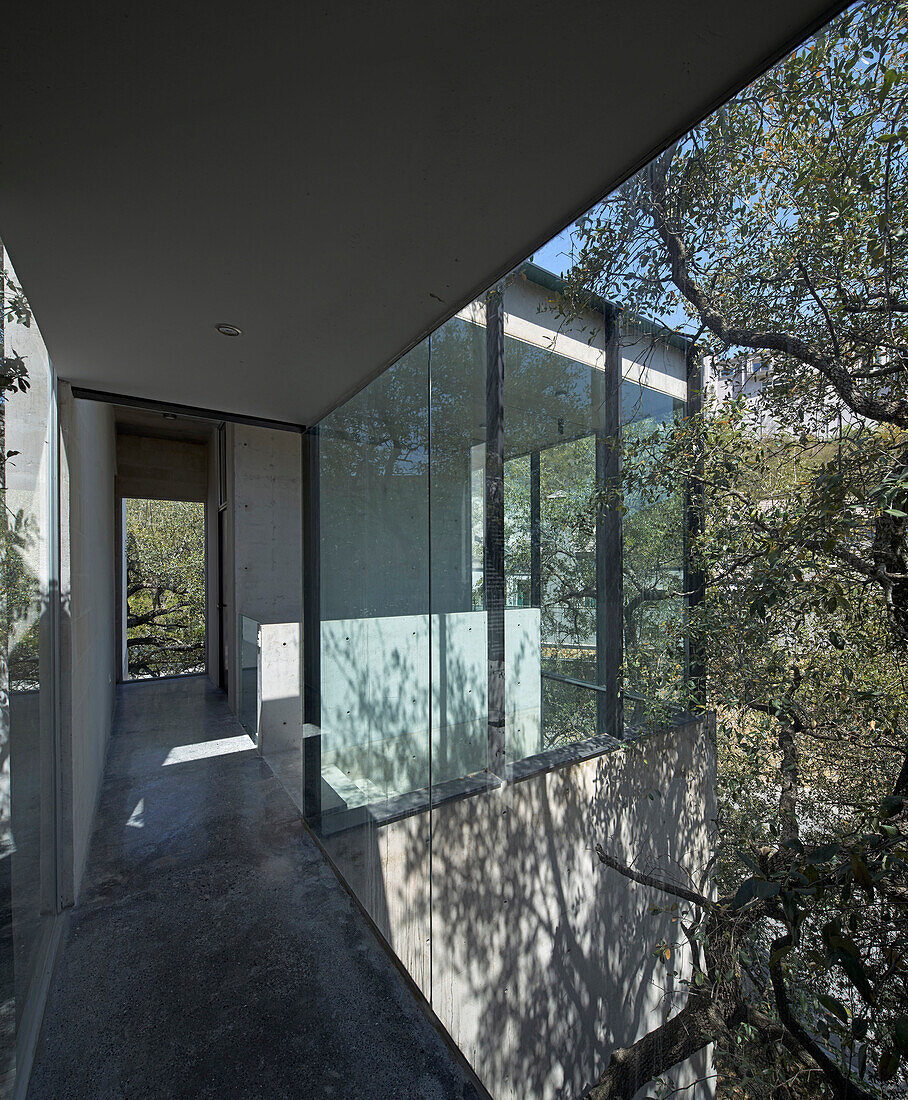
[528,225,578,277]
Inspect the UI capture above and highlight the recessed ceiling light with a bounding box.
[162,413,177,420]
[216,323,242,337]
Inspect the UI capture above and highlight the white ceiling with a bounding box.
[2,1,845,428]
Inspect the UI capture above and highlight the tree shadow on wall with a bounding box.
[318,615,715,1100]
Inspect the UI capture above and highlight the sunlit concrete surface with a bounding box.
[27,676,478,1099]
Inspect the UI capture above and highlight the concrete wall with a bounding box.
[227,425,302,716]
[115,434,207,503]
[257,622,302,753]
[58,388,118,901]
[323,719,715,1099]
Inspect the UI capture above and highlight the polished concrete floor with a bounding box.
[28,676,478,1099]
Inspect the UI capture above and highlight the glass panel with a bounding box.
[237,614,259,739]
[311,339,431,990]
[0,247,57,1088]
[541,675,601,750]
[621,380,686,728]
[428,309,489,785]
[502,317,607,758]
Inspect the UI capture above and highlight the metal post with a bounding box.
[597,308,623,739]
[302,426,322,819]
[485,289,506,775]
[684,342,705,714]
[530,450,541,608]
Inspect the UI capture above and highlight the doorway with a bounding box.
[123,497,207,679]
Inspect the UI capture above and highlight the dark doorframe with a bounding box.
[217,506,228,692]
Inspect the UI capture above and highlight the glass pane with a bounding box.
[311,339,431,990]
[428,309,489,786]
[621,380,686,728]
[502,301,607,761]
[541,675,601,750]
[0,247,57,1087]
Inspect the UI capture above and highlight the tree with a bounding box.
[125,498,206,678]
[549,2,908,1094]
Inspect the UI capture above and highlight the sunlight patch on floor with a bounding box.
[162,735,254,766]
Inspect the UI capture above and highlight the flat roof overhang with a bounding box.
[2,0,846,427]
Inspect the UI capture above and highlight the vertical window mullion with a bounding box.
[484,289,506,775]
[684,344,705,713]
[597,307,623,739]
[302,425,322,819]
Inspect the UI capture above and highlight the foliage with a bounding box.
[0,252,40,692]
[552,2,908,1096]
[125,498,206,678]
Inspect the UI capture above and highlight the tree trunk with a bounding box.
[585,988,744,1100]
[777,721,800,843]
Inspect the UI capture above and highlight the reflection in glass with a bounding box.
[541,676,600,751]
[502,327,607,754]
[313,337,432,991]
[428,311,489,785]
[621,381,686,727]
[0,247,57,1090]
[318,341,430,812]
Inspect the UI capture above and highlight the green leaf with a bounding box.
[817,993,849,1025]
[806,843,841,864]
[732,878,780,909]
[878,1046,900,1082]
[881,795,905,818]
[839,951,876,1006]
[850,852,874,893]
[893,1016,908,1056]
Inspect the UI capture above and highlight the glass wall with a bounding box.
[307,288,692,802]
[302,275,692,1007]
[313,340,432,985]
[0,248,58,1091]
[429,309,490,786]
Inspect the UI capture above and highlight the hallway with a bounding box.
[28,677,478,1099]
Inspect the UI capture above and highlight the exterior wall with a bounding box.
[58,388,118,901]
[227,425,302,715]
[324,718,715,1100]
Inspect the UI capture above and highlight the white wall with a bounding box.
[58,387,118,902]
